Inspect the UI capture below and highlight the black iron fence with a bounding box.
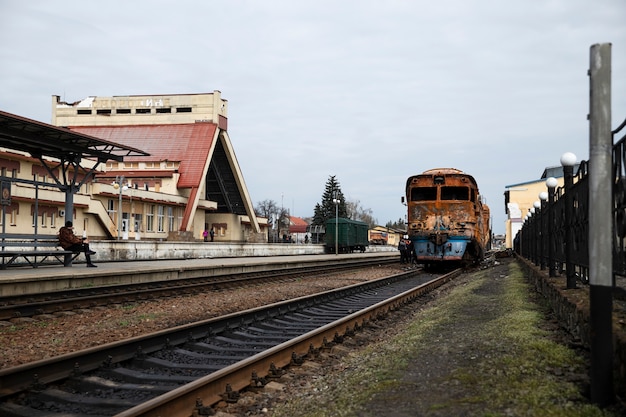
[514,117,626,290]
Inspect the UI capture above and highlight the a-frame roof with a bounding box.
[70,123,216,188]
[69,123,260,232]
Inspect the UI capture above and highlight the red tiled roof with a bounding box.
[289,216,309,233]
[70,123,217,189]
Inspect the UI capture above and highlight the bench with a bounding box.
[0,234,81,269]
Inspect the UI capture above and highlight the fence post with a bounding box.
[588,42,614,406]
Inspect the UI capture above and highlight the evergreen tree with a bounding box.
[312,203,325,226]
[313,175,347,225]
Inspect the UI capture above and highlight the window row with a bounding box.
[107,201,181,233]
[78,107,192,115]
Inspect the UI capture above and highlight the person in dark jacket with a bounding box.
[58,221,97,267]
[398,239,407,263]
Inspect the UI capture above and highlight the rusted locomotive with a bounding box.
[403,168,491,266]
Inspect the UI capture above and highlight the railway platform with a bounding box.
[0,251,398,297]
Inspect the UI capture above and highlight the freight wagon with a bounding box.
[324,217,369,253]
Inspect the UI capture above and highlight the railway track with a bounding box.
[0,267,461,417]
[0,257,396,321]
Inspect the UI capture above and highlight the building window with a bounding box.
[146,205,155,232]
[8,204,17,226]
[96,109,112,115]
[107,199,115,220]
[157,206,164,232]
[116,109,131,114]
[156,108,172,113]
[136,108,151,114]
[167,207,175,232]
[77,109,92,115]
[176,107,192,113]
[134,214,142,233]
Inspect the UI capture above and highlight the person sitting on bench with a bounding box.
[58,221,97,267]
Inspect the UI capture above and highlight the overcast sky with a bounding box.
[1,1,624,234]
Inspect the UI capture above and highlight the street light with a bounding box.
[539,192,548,270]
[561,152,577,288]
[533,200,541,265]
[113,176,128,241]
[333,197,340,255]
[546,176,558,277]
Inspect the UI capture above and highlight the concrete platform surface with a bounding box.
[0,251,398,297]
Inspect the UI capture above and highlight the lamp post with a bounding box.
[529,208,535,263]
[113,176,128,241]
[533,200,541,266]
[333,197,340,255]
[546,177,558,277]
[561,152,577,289]
[539,192,548,270]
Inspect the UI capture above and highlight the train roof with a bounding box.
[406,168,479,189]
[421,168,465,175]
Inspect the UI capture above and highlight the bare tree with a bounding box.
[345,198,377,228]
[255,199,289,242]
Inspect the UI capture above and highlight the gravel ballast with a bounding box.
[1,259,624,416]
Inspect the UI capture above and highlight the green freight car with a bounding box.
[324,217,369,253]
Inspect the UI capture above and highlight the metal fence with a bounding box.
[514,117,626,291]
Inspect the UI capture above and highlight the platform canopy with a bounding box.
[0,109,149,230]
[0,110,148,162]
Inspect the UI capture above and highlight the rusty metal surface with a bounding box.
[405,168,490,264]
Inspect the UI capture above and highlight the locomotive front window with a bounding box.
[441,186,469,201]
[411,187,437,201]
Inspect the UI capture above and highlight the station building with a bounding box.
[503,165,579,249]
[0,91,266,243]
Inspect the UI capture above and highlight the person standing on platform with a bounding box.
[203,228,209,242]
[210,227,215,242]
[58,221,97,267]
[398,238,407,263]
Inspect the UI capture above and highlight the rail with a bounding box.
[0,268,460,416]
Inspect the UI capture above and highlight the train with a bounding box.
[403,168,491,267]
[324,217,369,253]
